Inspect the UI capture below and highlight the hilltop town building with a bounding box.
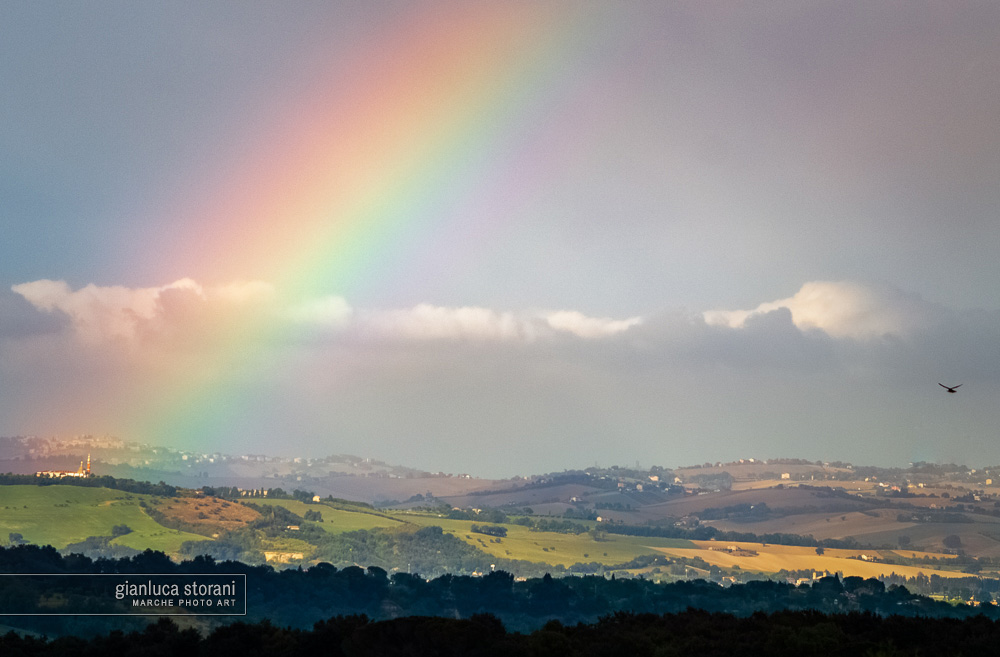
[36,454,92,479]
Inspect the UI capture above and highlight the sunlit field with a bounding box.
[0,485,203,553]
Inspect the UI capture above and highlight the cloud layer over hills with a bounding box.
[3,278,995,476]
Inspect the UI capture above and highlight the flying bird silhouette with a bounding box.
[939,383,962,393]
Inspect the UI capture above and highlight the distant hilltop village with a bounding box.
[0,434,445,483]
[35,453,92,479]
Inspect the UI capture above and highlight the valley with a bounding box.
[4,436,1000,592]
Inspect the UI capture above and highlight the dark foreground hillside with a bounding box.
[5,543,1000,639]
[4,610,1000,657]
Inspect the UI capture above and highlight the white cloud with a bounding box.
[11,278,274,343]
[356,305,642,342]
[703,281,942,339]
[544,310,642,338]
[360,304,540,342]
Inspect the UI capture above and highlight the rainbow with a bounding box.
[129,3,607,448]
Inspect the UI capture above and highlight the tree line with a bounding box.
[2,544,1000,639]
[0,474,176,496]
[6,608,1000,656]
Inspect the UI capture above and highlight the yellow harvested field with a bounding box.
[707,510,902,541]
[725,479,869,492]
[826,480,881,492]
[726,478,874,492]
[889,549,957,561]
[730,480,786,491]
[650,540,970,580]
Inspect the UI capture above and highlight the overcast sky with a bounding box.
[3,2,1000,477]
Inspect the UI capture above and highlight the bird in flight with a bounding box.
[939,383,962,393]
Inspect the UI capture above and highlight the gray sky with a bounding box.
[2,2,1000,476]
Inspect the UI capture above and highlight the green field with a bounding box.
[0,485,205,554]
[250,501,695,567]
[377,511,696,567]
[0,487,694,570]
[252,498,407,534]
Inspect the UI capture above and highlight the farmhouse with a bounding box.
[711,545,759,557]
[263,551,304,564]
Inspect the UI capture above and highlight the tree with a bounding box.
[293,489,316,503]
[470,524,507,538]
[943,535,963,549]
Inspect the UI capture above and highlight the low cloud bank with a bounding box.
[11,280,643,345]
[4,278,1000,475]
